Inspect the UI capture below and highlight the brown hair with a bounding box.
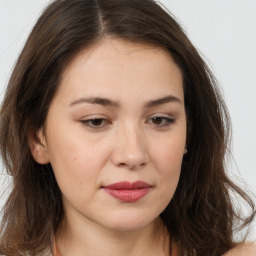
[0,0,255,255]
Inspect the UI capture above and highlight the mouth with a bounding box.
[102,181,152,203]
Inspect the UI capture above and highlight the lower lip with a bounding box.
[103,188,150,202]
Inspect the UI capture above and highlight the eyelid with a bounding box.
[79,113,176,130]
[80,116,112,130]
[146,114,176,128]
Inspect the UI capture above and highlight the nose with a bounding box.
[111,124,149,170]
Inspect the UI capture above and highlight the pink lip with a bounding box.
[103,181,152,202]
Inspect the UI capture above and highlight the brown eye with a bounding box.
[148,116,175,127]
[90,119,105,126]
[152,117,164,125]
[81,118,111,129]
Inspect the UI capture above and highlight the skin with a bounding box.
[29,38,256,256]
[30,38,186,256]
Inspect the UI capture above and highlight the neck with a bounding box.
[55,211,170,256]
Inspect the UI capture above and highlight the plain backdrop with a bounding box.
[0,0,255,238]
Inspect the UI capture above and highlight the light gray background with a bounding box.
[0,0,255,238]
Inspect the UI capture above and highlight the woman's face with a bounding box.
[34,39,186,232]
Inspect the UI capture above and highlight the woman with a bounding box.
[0,0,255,255]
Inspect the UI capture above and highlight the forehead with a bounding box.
[70,39,173,66]
[56,38,184,105]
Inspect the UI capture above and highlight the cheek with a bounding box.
[152,133,185,174]
[150,134,185,199]
[156,150,182,192]
[46,127,111,191]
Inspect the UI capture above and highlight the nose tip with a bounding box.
[111,130,149,170]
[115,153,149,170]
[112,152,148,170]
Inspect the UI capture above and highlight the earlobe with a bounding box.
[28,129,50,164]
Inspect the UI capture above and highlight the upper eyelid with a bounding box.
[147,116,175,123]
[79,113,175,120]
[80,117,110,123]
[149,116,175,120]
[147,113,176,120]
[80,116,175,125]
[80,114,109,121]
[80,118,112,129]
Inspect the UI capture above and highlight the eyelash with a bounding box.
[146,116,175,128]
[80,118,111,129]
[80,116,175,130]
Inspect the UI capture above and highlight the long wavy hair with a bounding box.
[0,0,255,255]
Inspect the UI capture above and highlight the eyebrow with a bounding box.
[70,97,119,107]
[144,95,182,108]
[69,95,182,108]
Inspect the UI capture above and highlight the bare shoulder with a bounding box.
[224,242,256,256]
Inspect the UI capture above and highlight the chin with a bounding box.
[101,210,160,232]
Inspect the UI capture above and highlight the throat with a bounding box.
[54,217,170,256]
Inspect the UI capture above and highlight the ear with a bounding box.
[28,128,50,164]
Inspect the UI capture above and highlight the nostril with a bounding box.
[111,141,149,169]
[117,161,147,170]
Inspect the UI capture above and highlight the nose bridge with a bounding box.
[122,122,144,150]
[111,120,149,169]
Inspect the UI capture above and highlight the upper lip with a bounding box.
[103,181,152,190]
